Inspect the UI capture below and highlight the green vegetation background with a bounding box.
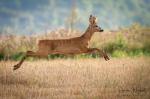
[0,23,150,60]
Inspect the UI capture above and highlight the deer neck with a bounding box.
[81,25,94,42]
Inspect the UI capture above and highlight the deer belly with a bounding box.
[52,46,82,54]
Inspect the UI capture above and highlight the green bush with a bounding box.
[104,32,127,53]
[0,53,4,60]
[112,50,128,57]
[10,52,24,61]
[128,49,143,57]
[48,54,66,59]
[0,23,149,60]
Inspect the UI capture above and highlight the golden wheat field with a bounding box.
[0,57,150,99]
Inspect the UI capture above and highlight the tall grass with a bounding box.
[0,58,150,99]
[0,23,150,60]
[92,23,150,57]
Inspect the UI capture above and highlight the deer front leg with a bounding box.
[86,48,110,61]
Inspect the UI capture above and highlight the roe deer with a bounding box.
[13,15,109,70]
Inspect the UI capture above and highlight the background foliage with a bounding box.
[0,0,150,35]
[0,23,149,60]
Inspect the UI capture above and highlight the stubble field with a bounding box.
[0,57,150,99]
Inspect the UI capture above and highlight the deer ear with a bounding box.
[89,15,93,24]
[90,14,92,18]
[95,17,98,23]
[89,15,97,25]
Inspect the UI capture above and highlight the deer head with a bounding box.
[89,15,104,32]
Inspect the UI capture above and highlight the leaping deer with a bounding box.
[13,15,109,70]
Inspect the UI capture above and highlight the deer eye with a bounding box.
[95,25,98,27]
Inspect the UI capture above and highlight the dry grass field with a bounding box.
[0,57,150,99]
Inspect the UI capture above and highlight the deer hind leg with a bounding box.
[13,50,48,70]
[86,48,110,61]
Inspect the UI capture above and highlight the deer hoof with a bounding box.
[13,64,20,70]
[104,55,110,61]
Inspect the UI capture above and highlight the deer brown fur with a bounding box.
[13,15,109,70]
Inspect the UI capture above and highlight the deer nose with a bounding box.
[99,27,104,32]
[100,29,104,32]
